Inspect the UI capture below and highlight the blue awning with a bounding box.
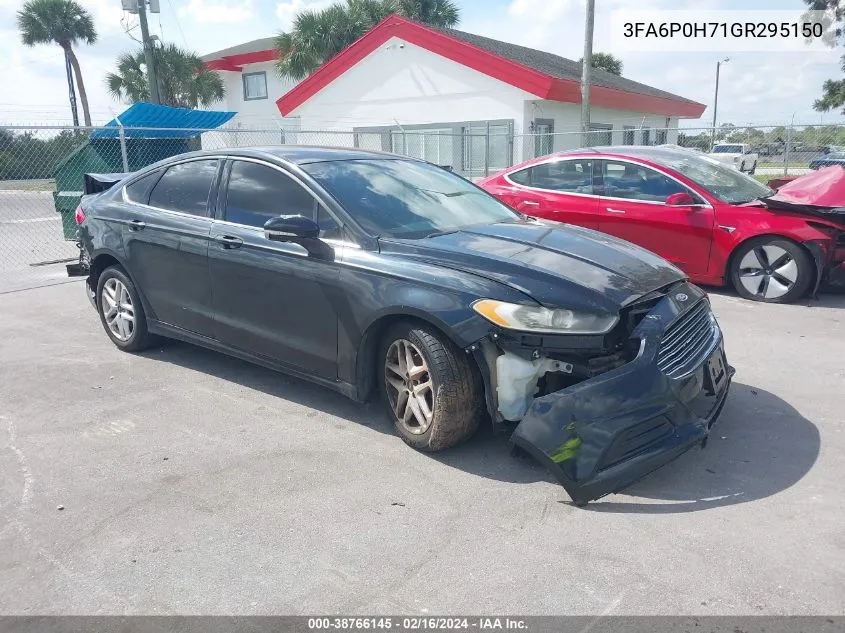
[91,103,236,139]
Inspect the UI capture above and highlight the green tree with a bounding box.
[17,0,97,126]
[804,0,845,112]
[276,0,460,80]
[106,44,225,109]
[579,52,623,76]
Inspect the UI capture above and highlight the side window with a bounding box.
[224,160,316,228]
[148,160,218,216]
[124,169,162,204]
[600,160,686,203]
[512,160,593,194]
[508,168,531,186]
[316,205,342,240]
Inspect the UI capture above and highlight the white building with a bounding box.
[201,37,301,143]
[203,16,705,175]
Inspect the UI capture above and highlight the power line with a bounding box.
[166,0,190,49]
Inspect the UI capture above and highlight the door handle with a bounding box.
[214,235,243,249]
[521,201,540,206]
[128,219,146,231]
[606,207,627,214]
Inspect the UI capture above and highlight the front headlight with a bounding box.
[472,299,618,335]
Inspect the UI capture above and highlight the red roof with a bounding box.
[276,15,706,118]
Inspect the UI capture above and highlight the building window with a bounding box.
[354,119,513,177]
[391,128,453,166]
[586,123,612,147]
[243,72,268,101]
[656,129,668,145]
[623,126,636,146]
[533,119,554,158]
[641,127,651,146]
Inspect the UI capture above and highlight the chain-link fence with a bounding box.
[3,121,845,288]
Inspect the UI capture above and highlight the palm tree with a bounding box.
[17,0,97,127]
[276,0,460,80]
[106,44,225,109]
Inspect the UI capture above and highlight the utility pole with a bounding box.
[579,0,595,148]
[710,57,729,151]
[137,0,161,104]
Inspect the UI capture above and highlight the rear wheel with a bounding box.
[747,161,756,175]
[96,266,154,352]
[379,322,482,452]
[730,237,813,303]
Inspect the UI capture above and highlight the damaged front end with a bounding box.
[471,282,734,505]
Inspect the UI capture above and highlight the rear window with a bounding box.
[124,169,162,204]
[712,145,742,153]
[148,160,219,216]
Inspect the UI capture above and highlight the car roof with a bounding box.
[180,145,406,165]
[546,145,700,163]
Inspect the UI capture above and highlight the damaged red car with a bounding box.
[480,147,845,303]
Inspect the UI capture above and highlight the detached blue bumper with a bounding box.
[511,285,734,505]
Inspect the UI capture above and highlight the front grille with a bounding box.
[657,300,718,378]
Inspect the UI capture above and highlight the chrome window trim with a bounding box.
[121,155,358,247]
[503,156,713,209]
[222,156,354,244]
[121,155,227,217]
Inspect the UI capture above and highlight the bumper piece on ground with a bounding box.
[510,285,734,505]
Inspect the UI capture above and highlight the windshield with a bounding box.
[303,159,521,239]
[712,145,743,153]
[656,152,774,203]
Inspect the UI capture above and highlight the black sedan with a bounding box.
[72,147,734,505]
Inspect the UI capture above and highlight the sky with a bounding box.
[0,0,843,128]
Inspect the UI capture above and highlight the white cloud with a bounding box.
[179,0,254,24]
[507,0,574,20]
[276,0,333,31]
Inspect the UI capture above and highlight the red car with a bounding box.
[479,146,845,303]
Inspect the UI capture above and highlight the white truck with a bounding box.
[708,143,758,174]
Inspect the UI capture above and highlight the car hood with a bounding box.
[762,165,845,222]
[380,221,686,313]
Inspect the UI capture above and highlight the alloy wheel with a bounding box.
[737,244,798,300]
[101,277,135,342]
[384,339,434,435]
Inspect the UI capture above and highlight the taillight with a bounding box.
[74,206,86,225]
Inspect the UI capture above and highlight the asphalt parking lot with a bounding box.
[1,276,844,615]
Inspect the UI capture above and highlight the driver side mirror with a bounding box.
[264,215,320,242]
[665,192,697,207]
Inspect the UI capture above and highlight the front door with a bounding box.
[594,159,714,276]
[122,159,219,336]
[209,159,341,379]
[504,158,600,228]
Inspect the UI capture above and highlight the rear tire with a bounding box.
[379,322,482,452]
[730,237,813,303]
[96,266,154,352]
[747,162,756,175]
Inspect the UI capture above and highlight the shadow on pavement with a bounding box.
[704,284,845,310]
[144,342,820,506]
[586,382,820,513]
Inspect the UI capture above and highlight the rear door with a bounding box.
[503,158,600,228]
[122,158,219,336]
[594,159,714,276]
[208,159,341,379]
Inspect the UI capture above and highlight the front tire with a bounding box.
[96,266,153,352]
[379,322,482,452]
[730,237,813,303]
